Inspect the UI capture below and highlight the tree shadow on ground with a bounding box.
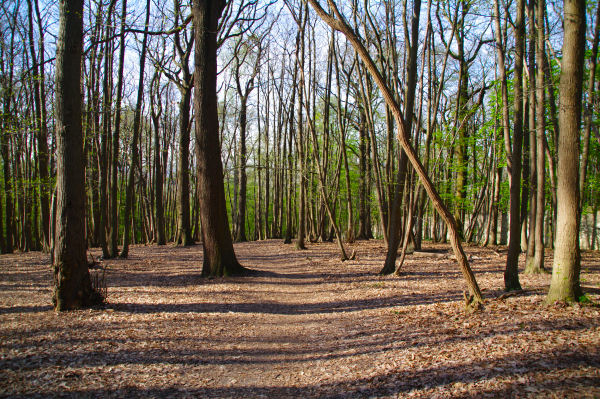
[7,347,599,398]
[109,290,460,315]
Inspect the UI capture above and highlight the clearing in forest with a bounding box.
[1,240,599,398]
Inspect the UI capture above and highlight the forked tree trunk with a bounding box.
[52,0,101,310]
[193,0,245,277]
[307,0,483,309]
[547,0,586,303]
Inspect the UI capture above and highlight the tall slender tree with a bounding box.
[547,0,586,303]
[504,0,525,292]
[120,0,152,258]
[108,0,128,258]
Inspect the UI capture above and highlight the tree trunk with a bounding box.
[381,0,421,275]
[579,1,600,213]
[357,111,369,240]
[52,0,101,310]
[120,0,151,258]
[505,0,525,292]
[26,0,50,251]
[151,72,166,245]
[98,1,116,258]
[193,0,245,277]
[547,0,586,303]
[294,5,308,250]
[235,96,248,242]
[307,0,484,310]
[176,86,194,245]
[108,0,128,258]
[528,0,547,274]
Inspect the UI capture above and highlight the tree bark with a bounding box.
[151,71,166,245]
[108,0,128,258]
[547,0,586,303]
[528,0,547,274]
[193,0,245,277]
[504,0,525,292]
[52,0,101,310]
[579,1,600,213]
[380,0,421,275]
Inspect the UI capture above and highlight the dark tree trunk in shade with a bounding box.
[176,86,193,246]
[505,0,525,292]
[108,0,128,258]
[193,0,245,277]
[52,0,101,310]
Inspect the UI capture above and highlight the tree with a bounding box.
[25,0,50,252]
[380,0,421,275]
[547,0,586,303]
[504,0,525,292]
[306,0,484,310]
[108,0,128,258]
[526,0,547,274]
[233,36,262,243]
[150,69,166,245]
[193,0,245,277]
[52,0,102,310]
[120,0,152,258]
[172,0,194,246]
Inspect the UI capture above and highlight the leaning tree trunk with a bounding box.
[52,0,101,310]
[193,0,245,277]
[307,0,484,310]
[547,0,586,303]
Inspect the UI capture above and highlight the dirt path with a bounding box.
[1,240,600,398]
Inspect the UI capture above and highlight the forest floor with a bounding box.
[1,240,600,398]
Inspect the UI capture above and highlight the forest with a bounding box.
[1,0,600,397]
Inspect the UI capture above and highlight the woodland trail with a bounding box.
[1,240,600,398]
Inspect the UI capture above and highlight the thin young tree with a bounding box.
[108,0,128,258]
[120,0,151,258]
[233,36,262,243]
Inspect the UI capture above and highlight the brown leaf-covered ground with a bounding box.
[1,239,599,398]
